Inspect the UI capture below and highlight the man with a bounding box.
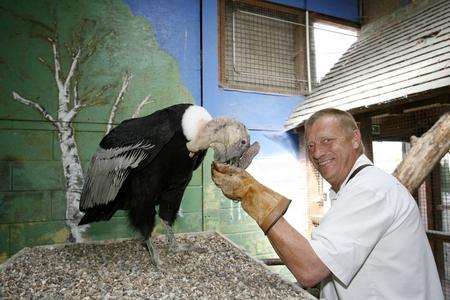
[211,108,443,299]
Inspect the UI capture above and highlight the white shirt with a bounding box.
[309,155,443,299]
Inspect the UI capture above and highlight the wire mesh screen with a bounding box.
[371,106,450,298]
[438,153,450,299]
[434,154,450,232]
[222,0,307,95]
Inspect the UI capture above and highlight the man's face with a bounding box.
[306,116,360,191]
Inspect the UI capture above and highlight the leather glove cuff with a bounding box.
[259,197,291,235]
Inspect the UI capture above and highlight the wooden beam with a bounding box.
[427,230,450,242]
[393,112,450,193]
[357,117,374,161]
[261,258,284,266]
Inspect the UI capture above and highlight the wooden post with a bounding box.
[357,117,374,162]
[393,112,450,193]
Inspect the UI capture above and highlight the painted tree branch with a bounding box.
[9,11,155,244]
[73,82,80,108]
[37,56,53,73]
[132,94,152,118]
[12,91,60,129]
[65,103,86,123]
[64,49,81,89]
[6,9,89,243]
[78,83,113,106]
[393,112,450,193]
[52,41,64,92]
[106,71,133,134]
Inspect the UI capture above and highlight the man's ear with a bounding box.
[352,129,362,149]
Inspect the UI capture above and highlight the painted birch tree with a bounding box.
[0,0,192,242]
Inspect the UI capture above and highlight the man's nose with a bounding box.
[311,143,325,160]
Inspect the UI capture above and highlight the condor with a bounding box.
[79,104,256,266]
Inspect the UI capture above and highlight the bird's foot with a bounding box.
[145,238,162,269]
[161,220,206,253]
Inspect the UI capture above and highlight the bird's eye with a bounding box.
[241,140,247,145]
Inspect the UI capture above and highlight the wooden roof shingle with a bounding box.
[285,0,450,130]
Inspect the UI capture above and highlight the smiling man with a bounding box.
[212,108,443,299]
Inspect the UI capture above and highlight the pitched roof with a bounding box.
[285,0,450,130]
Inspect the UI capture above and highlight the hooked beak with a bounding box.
[212,143,249,166]
[213,141,260,169]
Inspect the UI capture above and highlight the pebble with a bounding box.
[0,232,314,299]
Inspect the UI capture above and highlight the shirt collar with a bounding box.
[328,154,373,200]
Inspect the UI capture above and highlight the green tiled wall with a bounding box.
[0,163,11,191]
[10,221,70,254]
[0,131,53,161]
[0,225,9,262]
[0,191,52,223]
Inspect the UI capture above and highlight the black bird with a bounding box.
[78,104,251,265]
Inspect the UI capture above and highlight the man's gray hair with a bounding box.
[305,108,364,155]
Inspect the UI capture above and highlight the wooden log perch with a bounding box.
[393,112,450,193]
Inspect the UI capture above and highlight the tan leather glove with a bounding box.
[211,162,291,234]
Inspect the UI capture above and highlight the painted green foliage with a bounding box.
[0,0,197,261]
[0,0,193,122]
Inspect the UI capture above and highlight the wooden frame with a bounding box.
[309,11,360,32]
[218,0,308,95]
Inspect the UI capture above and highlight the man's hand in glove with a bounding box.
[211,162,291,234]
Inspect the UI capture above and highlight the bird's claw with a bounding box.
[145,238,162,269]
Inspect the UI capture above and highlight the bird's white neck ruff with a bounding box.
[181,105,212,141]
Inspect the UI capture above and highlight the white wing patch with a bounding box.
[81,142,154,209]
[181,105,212,141]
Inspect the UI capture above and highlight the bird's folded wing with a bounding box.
[80,142,154,209]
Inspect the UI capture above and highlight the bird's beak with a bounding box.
[236,142,260,169]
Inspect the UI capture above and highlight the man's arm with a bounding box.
[267,218,330,287]
[211,162,330,287]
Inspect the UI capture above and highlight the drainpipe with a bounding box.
[306,10,312,93]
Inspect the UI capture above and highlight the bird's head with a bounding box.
[208,117,250,166]
[187,117,258,168]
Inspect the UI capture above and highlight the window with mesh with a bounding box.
[220,0,307,95]
[309,19,358,86]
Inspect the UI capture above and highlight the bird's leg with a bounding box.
[162,220,178,251]
[145,238,162,268]
[162,220,199,252]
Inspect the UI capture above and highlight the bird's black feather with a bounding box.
[79,104,206,240]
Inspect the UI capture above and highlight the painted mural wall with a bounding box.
[0,0,201,262]
[0,0,359,276]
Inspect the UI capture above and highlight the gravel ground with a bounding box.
[0,232,315,299]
